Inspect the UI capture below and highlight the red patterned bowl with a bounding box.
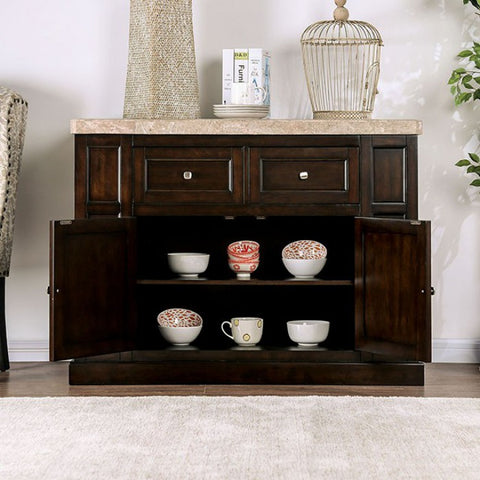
[157,308,203,327]
[228,250,260,262]
[282,240,327,260]
[227,240,260,258]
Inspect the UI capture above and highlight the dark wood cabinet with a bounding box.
[51,121,431,385]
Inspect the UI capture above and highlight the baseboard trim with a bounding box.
[6,339,480,364]
[8,341,49,362]
[432,338,480,363]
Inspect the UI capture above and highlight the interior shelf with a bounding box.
[137,278,353,286]
[73,348,362,363]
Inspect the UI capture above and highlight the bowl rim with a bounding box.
[287,320,330,326]
[158,324,203,330]
[282,257,327,261]
[167,252,210,257]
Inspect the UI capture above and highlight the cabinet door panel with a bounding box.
[49,218,136,361]
[75,135,133,218]
[362,135,418,218]
[355,218,431,361]
[250,147,359,205]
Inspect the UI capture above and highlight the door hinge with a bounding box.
[421,287,435,295]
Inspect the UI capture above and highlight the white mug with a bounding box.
[221,317,263,346]
[231,83,266,105]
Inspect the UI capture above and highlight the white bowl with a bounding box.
[287,320,330,347]
[282,257,327,279]
[167,252,210,278]
[158,325,202,346]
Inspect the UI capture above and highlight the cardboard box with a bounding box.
[222,49,234,104]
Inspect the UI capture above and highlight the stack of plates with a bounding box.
[213,104,269,119]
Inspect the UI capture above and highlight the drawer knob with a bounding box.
[299,171,309,180]
[183,171,193,180]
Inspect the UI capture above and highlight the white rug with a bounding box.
[0,396,479,480]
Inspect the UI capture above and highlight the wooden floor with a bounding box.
[0,362,479,397]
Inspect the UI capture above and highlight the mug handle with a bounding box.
[221,321,234,340]
[255,86,267,102]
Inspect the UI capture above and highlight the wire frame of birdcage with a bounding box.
[301,19,383,120]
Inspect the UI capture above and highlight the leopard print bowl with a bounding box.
[157,308,203,345]
[281,240,327,260]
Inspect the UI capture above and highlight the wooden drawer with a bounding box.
[134,146,243,206]
[249,147,359,205]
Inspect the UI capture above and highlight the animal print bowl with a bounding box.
[282,240,327,260]
[157,308,203,346]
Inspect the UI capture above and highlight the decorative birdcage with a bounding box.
[300,0,383,120]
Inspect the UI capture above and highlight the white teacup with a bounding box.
[221,317,263,346]
[231,83,266,105]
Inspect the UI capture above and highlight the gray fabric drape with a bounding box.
[0,87,27,372]
[0,87,27,277]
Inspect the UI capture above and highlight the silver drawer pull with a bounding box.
[183,171,193,180]
[299,171,309,180]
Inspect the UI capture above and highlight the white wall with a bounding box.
[1,0,479,362]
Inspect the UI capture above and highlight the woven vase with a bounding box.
[123,0,200,119]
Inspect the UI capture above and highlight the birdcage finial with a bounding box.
[334,0,349,21]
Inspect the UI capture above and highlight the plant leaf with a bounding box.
[470,179,480,186]
[470,0,480,10]
[459,50,473,57]
[456,159,472,167]
[456,92,473,104]
[448,73,459,84]
[469,152,480,162]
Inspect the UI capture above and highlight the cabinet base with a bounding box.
[69,350,425,386]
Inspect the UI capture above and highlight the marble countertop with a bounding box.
[70,118,423,135]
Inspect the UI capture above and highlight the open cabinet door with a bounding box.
[49,218,136,361]
[355,218,431,361]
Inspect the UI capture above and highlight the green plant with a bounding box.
[448,43,480,106]
[449,0,480,188]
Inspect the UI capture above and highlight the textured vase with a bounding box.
[123,0,200,119]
